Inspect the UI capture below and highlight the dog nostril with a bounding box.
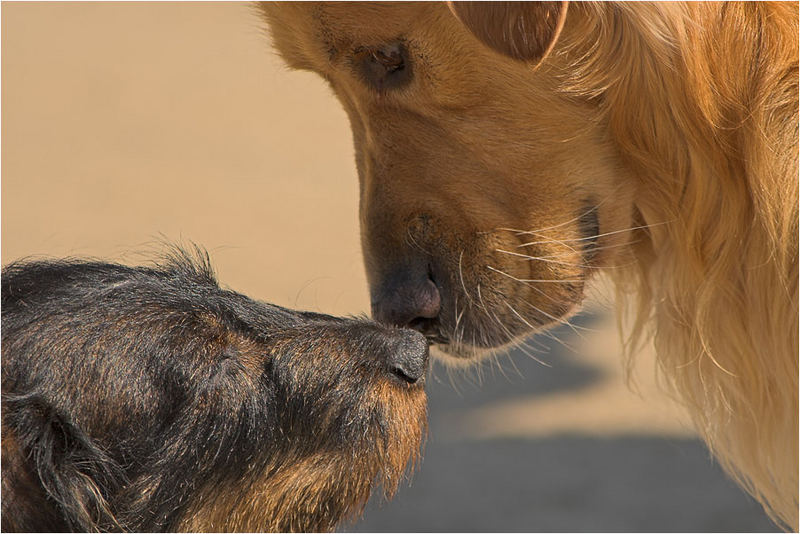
[391,364,419,384]
[415,279,441,319]
[386,330,429,385]
[373,277,441,328]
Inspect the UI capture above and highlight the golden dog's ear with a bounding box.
[447,1,568,64]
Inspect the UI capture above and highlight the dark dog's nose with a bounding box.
[385,329,429,385]
[372,274,441,329]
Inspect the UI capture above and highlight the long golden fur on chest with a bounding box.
[567,4,798,528]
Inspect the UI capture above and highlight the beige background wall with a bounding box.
[3,2,366,316]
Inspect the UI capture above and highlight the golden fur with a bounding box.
[261,2,798,529]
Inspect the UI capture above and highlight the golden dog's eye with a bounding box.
[354,42,412,91]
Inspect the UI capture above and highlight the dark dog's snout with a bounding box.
[384,329,429,385]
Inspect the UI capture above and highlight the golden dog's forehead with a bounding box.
[261,2,451,71]
[316,2,439,36]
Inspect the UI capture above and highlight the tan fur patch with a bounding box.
[178,384,426,532]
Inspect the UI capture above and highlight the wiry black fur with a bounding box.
[1,247,427,532]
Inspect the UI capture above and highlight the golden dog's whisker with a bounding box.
[486,265,603,343]
[517,333,553,354]
[492,303,553,367]
[458,250,476,307]
[475,283,490,315]
[487,308,543,369]
[493,288,596,339]
[452,293,463,347]
[484,282,578,352]
[516,234,582,254]
[455,320,465,349]
[487,265,578,313]
[474,357,485,387]
[530,332,553,351]
[519,301,587,347]
[493,283,595,340]
[495,202,605,237]
[495,248,606,269]
[503,349,525,379]
[515,220,672,248]
[492,310,553,353]
[477,284,520,350]
[493,193,630,238]
[486,265,584,283]
[490,334,528,381]
[516,241,636,260]
[472,306,539,373]
[467,292,491,352]
[479,287,555,355]
[517,237,634,254]
[498,285,601,336]
[482,325,517,381]
[519,299,598,337]
[515,244,643,270]
[444,364,463,395]
[453,295,471,351]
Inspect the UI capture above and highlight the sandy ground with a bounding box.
[2,3,777,531]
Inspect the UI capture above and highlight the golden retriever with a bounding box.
[259,2,798,529]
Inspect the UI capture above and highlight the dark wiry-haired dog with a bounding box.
[1,249,428,532]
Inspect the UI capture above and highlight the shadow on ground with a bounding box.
[346,313,778,533]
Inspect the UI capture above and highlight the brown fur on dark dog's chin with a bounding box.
[260,2,798,529]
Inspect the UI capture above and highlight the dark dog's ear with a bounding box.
[3,394,125,532]
[447,1,568,64]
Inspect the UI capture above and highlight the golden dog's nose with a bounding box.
[371,276,441,330]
